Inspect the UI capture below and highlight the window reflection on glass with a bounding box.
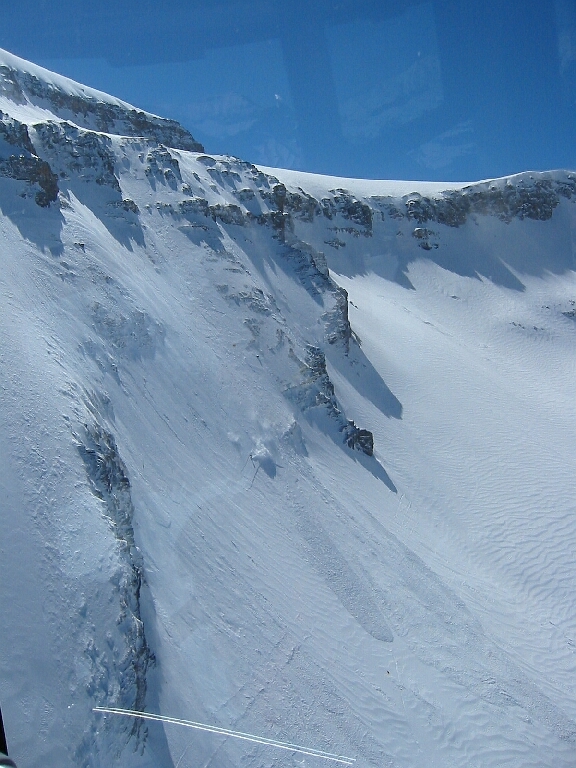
[1,0,574,181]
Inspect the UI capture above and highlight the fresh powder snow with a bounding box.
[0,47,575,768]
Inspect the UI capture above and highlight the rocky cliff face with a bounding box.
[75,420,152,764]
[0,109,59,205]
[0,60,203,151]
[402,176,576,227]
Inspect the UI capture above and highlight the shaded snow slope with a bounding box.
[0,50,575,768]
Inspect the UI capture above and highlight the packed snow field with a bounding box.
[0,49,575,768]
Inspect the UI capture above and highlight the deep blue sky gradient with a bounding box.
[1,0,575,181]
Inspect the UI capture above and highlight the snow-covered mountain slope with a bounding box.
[0,48,575,768]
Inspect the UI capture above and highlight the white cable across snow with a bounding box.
[93,707,356,764]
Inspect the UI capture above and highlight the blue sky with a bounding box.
[2,0,575,181]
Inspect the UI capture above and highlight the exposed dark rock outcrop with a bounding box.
[288,345,374,456]
[144,146,182,187]
[260,182,374,236]
[402,175,576,227]
[323,284,352,347]
[109,198,140,214]
[177,196,210,218]
[342,420,374,455]
[170,176,354,350]
[412,226,439,250]
[76,423,152,740]
[0,109,36,153]
[0,111,59,205]
[177,196,249,226]
[33,122,121,190]
[0,63,204,151]
[0,153,59,206]
[261,173,576,243]
[261,182,319,222]
[324,189,373,234]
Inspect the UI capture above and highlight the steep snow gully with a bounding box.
[0,48,575,768]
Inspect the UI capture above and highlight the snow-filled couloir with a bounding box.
[0,48,575,768]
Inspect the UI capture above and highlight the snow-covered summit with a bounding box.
[1,50,575,768]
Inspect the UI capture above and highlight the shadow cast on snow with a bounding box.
[326,342,402,420]
[0,184,65,254]
[64,179,146,251]
[327,200,576,293]
[306,408,397,494]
